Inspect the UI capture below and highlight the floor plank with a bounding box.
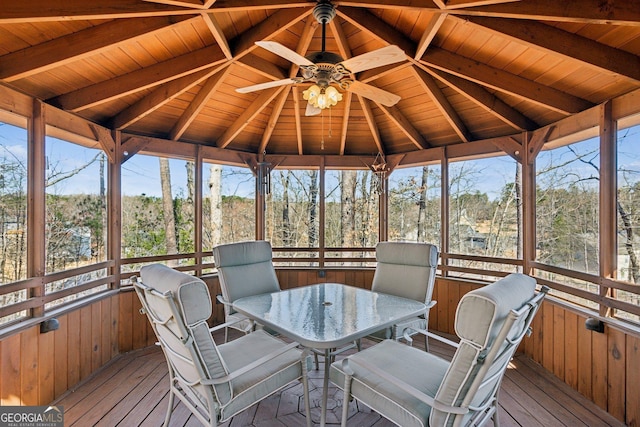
[52,330,625,427]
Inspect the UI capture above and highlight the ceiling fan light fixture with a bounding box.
[303,84,342,109]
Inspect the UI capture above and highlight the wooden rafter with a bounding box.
[358,95,385,155]
[217,87,284,149]
[259,87,291,154]
[0,16,192,81]
[201,12,233,59]
[170,65,232,140]
[338,92,353,155]
[463,16,640,82]
[419,64,536,131]
[236,55,287,81]
[435,0,519,9]
[50,46,226,112]
[414,12,447,60]
[421,46,593,114]
[378,104,430,150]
[411,66,471,142]
[89,124,116,164]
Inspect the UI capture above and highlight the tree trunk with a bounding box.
[159,157,178,266]
[208,164,222,246]
[417,166,429,242]
[618,200,640,283]
[341,170,357,247]
[308,170,318,247]
[281,171,291,246]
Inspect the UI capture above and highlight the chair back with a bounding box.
[431,273,546,427]
[213,241,280,310]
[372,241,438,304]
[134,264,233,407]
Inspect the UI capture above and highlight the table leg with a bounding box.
[320,348,330,427]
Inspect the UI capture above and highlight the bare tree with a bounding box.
[208,164,222,246]
[159,158,177,266]
[341,170,357,247]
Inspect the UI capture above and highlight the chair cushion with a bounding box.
[330,339,449,427]
[455,273,536,348]
[372,242,438,303]
[218,330,306,421]
[212,241,280,304]
[140,264,212,326]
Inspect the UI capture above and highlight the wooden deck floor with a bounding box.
[53,330,625,427]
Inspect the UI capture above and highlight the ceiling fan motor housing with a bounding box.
[313,0,336,24]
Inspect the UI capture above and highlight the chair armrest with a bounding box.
[402,328,459,349]
[202,341,307,385]
[216,294,233,307]
[209,320,251,334]
[426,300,437,309]
[341,357,468,415]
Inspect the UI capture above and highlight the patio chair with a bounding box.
[367,241,438,349]
[134,263,311,427]
[330,273,548,427]
[212,240,280,342]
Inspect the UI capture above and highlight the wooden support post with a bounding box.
[28,100,46,317]
[440,149,449,276]
[522,131,537,275]
[108,130,122,288]
[194,145,203,275]
[319,158,326,268]
[599,101,616,316]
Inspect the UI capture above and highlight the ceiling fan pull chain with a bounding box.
[321,110,325,150]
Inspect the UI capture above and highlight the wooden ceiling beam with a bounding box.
[336,7,415,58]
[411,67,471,142]
[462,16,640,82]
[437,0,520,9]
[414,13,447,60]
[236,54,288,81]
[358,95,385,155]
[112,67,217,129]
[420,63,537,131]
[338,92,353,155]
[208,1,310,12]
[292,88,304,155]
[0,0,197,23]
[333,1,440,8]
[358,62,412,83]
[231,7,312,59]
[378,104,430,150]
[144,0,206,8]
[0,16,190,81]
[259,87,291,154]
[50,45,226,112]
[217,87,284,149]
[201,12,233,59]
[447,0,640,26]
[170,66,232,140]
[421,46,593,114]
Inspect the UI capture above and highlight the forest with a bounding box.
[0,128,639,324]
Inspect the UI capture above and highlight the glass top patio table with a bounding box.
[232,282,427,349]
[232,282,426,426]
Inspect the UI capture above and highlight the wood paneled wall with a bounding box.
[0,295,119,406]
[0,271,637,425]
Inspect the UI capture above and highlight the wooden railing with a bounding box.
[1,248,639,335]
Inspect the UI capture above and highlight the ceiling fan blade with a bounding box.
[305,102,321,117]
[338,45,405,74]
[236,78,296,94]
[347,80,401,107]
[255,41,315,67]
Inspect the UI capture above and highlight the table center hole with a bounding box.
[322,301,332,306]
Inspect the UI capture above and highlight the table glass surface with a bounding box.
[232,283,426,349]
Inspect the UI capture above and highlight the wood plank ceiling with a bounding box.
[1,0,640,157]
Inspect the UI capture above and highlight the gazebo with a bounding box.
[0,1,638,425]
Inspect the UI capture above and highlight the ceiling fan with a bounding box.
[235,0,406,116]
